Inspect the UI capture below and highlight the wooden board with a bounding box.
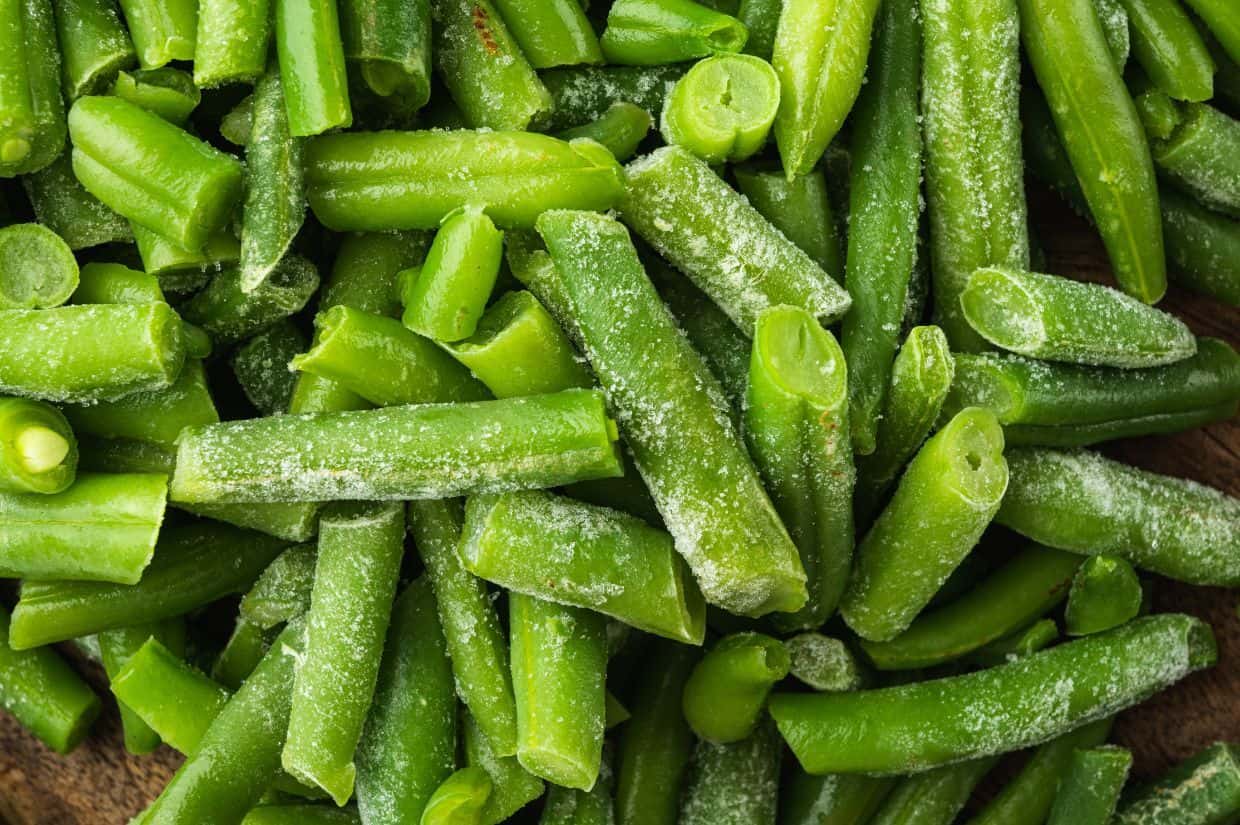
[1,196,1238,823]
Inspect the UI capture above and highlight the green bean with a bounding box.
[462,707,546,824]
[98,620,184,753]
[285,502,404,804]
[1184,0,1240,65]
[186,499,323,543]
[194,0,271,87]
[402,205,503,341]
[172,388,622,503]
[1162,187,1240,307]
[110,68,200,125]
[1135,86,1183,139]
[75,435,174,475]
[772,613,1213,774]
[854,325,956,523]
[869,759,996,825]
[1047,746,1131,825]
[409,498,519,757]
[0,0,66,177]
[735,0,778,59]
[1096,0,1131,66]
[132,223,240,293]
[233,321,306,416]
[180,256,320,347]
[63,359,218,448]
[1114,742,1240,825]
[240,65,306,293]
[421,767,491,825]
[682,632,788,743]
[116,0,195,69]
[292,306,488,406]
[770,0,880,177]
[305,130,625,231]
[600,0,747,65]
[461,490,705,643]
[493,0,602,69]
[660,54,779,164]
[744,305,853,629]
[221,93,254,145]
[615,639,696,825]
[679,718,781,825]
[144,619,305,825]
[1119,0,1215,101]
[274,0,353,135]
[510,594,607,790]
[860,544,1081,670]
[922,0,1029,350]
[781,771,894,825]
[1021,0,1166,303]
[22,153,132,249]
[7,522,288,649]
[965,618,1061,668]
[997,447,1240,585]
[555,101,652,162]
[431,0,551,130]
[620,147,851,334]
[52,0,134,99]
[69,95,243,251]
[211,617,272,690]
[1064,555,1143,636]
[1151,103,1240,217]
[538,754,614,825]
[0,223,76,309]
[0,396,77,494]
[71,261,160,304]
[537,209,806,617]
[239,543,316,629]
[340,0,431,111]
[243,806,360,825]
[841,407,1008,642]
[442,291,591,398]
[109,638,231,755]
[540,63,685,131]
[732,165,842,279]
[784,633,865,692]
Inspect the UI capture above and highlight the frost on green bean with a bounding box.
[1114,742,1240,825]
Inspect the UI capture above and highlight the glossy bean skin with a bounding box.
[600,0,747,66]
[116,0,194,69]
[493,0,602,69]
[1119,0,1215,101]
[98,619,184,754]
[63,359,218,448]
[110,67,199,124]
[869,759,997,825]
[422,766,491,825]
[462,707,546,825]
[1183,0,1240,65]
[275,0,352,135]
[682,632,788,743]
[340,0,431,111]
[402,205,504,342]
[52,0,135,99]
[0,0,66,177]
[1064,555,1143,636]
[1151,102,1240,218]
[1047,746,1131,825]
[555,101,652,162]
[780,770,895,825]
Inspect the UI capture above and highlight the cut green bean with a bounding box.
[660,54,779,164]
[733,165,842,279]
[274,0,352,136]
[0,223,77,309]
[184,500,322,543]
[679,718,781,825]
[0,472,166,583]
[1047,746,1131,825]
[409,499,518,757]
[1114,742,1240,825]
[292,306,489,406]
[541,63,686,131]
[110,68,200,125]
[770,0,880,176]
[555,101,652,162]
[1184,0,1240,65]
[860,544,1081,670]
[8,522,288,648]
[773,614,1213,774]
[781,771,895,825]
[1096,0,1131,66]
[240,65,306,293]
[600,0,747,65]
[430,0,551,130]
[922,0,1029,350]
[63,359,218,448]
[785,633,865,692]
[98,620,184,754]
[841,407,1008,642]
[621,146,850,333]
[239,542,316,629]
[0,396,77,494]
[0,0,67,177]
[1120,0,1215,101]
[211,616,271,690]
[69,95,243,251]
[194,0,271,87]
[110,638,231,755]
[735,0,778,59]
[52,0,135,99]
[132,223,240,293]
[997,447,1240,585]
[463,707,546,824]
[233,321,306,416]
[537,209,806,617]
[870,759,996,825]
[1162,187,1240,307]
[745,305,853,629]
[965,618,1061,667]
[180,256,320,346]
[854,325,956,523]
[961,268,1193,366]
[493,0,602,69]
[510,594,607,790]
[461,490,705,643]
[538,754,614,825]
[1151,103,1240,217]
[172,388,622,503]
[71,261,161,304]
[682,632,788,743]
[402,205,504,341]
[306,130,624,231]
[22,153,132,249]
[116,0,195,69]
[421,767,491,825]
[340,0,431,111]
[1064,555,1143,636]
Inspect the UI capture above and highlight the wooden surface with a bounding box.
[1,193,1238,824]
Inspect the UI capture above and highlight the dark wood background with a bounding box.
[1,193,1237,823]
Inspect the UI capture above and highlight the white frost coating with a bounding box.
[680,720,781,824]
[786,633,862,691]
[1114,743,1240,825]
[620,146,851,334]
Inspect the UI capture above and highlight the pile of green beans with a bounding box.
[0,0,1238,822]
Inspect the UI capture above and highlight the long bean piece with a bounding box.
[275,0,352,135]
[1047,746,1131,825]
[679,719,781,825]
[52,0,135,100]
[340,0,431,111]
[194,0,270,87]
[0,0,66,177]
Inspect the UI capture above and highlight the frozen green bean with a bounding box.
[110,638,231,755]
[194,0,271,87]
[1047,746,1131,825]
[117,0,195,68]
[71,261,161,304]
[1151,103,1240,217]
[493,0,602,69]
[0,223,77,309]
[22,153,132,249]
[110,68,200,125]
[463,707,546,824]
[340,0,430,111]
[1114,742,1240,825]
[600,0,747,65]
[732,165,842,279]
[0,0,66,177]
[239,543,316,629]
[1120,0,1215,101]
[63,359,218,448]
[181,256,320,346]
[402,205,504,342]
[132,224,240,293]
[784,633,865,692]
[212,617,272,690]
[98,620,184,753]
[870,759,996,825]
[541,63,685,131]
[555,101,652,162]
[274,0,353,135]
[660,54,779,164]
[421,767,491,825]
[682,632,788,743]
[52,0,135,99]
[1162,187,1240,307]
[965,618,1061,667]
[781,771,894,825]
[679,719,781,825]
[0,396,77,494]
[1064,555,1143,636]
[232,321,307,416]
